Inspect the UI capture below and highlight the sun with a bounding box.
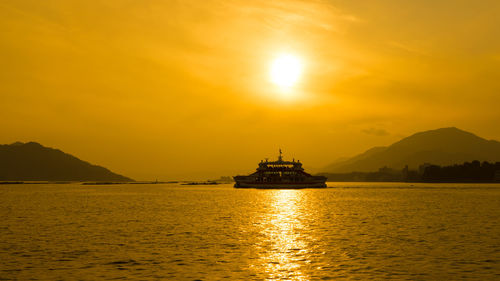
[270,54,302,88]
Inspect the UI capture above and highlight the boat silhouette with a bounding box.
[233,150,327,189]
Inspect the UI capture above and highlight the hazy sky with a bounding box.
[1,0,500,180]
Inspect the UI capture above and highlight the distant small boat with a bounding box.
[181,181,219,186]
[233,150,327,189]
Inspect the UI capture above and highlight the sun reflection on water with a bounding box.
[251,190,312,280]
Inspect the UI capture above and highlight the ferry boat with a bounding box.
[233,150,327,189]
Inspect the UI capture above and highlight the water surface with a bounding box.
[1,183,499,280]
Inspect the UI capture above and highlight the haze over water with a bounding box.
[1,183,499,280]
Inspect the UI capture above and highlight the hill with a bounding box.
[324,127,500,172]
[0,142,133,181]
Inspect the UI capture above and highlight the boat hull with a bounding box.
[234,181,327,189]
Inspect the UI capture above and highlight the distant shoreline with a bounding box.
[0,181,177,185]
[1,180,500,185]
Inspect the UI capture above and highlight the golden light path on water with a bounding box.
[251,190,313,280]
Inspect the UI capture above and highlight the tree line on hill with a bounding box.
[318,161,500,183]
[422,160,500,182]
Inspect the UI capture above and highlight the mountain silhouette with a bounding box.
[324,127,500,172]
[0,142,133,181]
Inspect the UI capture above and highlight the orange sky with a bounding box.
[1,0,500,180]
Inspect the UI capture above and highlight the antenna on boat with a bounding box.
[278,148,283,161]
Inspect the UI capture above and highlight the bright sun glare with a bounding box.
[270,54,302,88]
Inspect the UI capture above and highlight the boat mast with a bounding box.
[278,148,283,162]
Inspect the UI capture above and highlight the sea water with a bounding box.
[0,183,499,280]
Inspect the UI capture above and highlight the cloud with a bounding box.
[387,41,428,56]
[362,128,390,136]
